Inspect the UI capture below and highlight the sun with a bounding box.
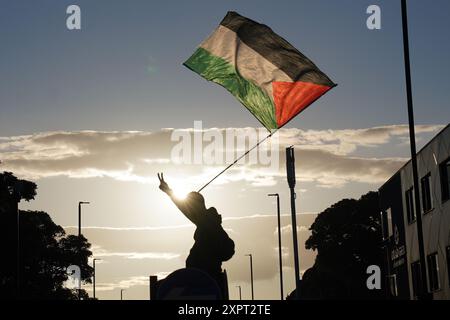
[171,183,190,200]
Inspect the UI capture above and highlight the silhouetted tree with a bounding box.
[287,191,383,300]
[0,172,94,299]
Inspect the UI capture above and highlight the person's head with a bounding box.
[185,191,206,212]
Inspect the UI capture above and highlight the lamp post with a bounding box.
[78,201,90,238]
[236,285,242,300]
[286,146,300,299]
[15,195,20,298]
[93,258,101,299]
[245,254,254,300]
[400,0,429,300]
[78,201,90,300]
[268,193,284,300]
[11,181,23,299]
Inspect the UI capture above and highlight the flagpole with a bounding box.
[198,129,278,192]
[401,0,429,299]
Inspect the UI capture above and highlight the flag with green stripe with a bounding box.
[184,11,336,130]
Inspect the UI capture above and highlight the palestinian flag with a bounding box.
[184,11,336,131]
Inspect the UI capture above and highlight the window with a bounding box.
[411,261,422,298]
[405,187,415,223]
[421,173,433,213]
[446,246,450,288]
[440,157,450,202]
[427,252,440,291]
[386,208,392,238]
[381,208,393,240]
[380,211,387,240]
[388,274,398,297]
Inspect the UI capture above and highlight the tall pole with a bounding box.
[78,201,90,300]
[269,193,284,300]
[7,178,23,299]
[245,254,254,300]
[78,201,90,238]
[401,0,429,300]
[120,289,125,300]
[78,202,81,239]
[10,181,24,299]
[14,193,20,299]
[93,258,100,299]
[93,259,96,299]
[236,286,242,300]
[286,147,300,299]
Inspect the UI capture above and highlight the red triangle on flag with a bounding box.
[272,81,332,128]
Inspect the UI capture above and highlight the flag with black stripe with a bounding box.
[184,11,336,130]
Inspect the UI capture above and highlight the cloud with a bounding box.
[277,225,309,235]
[64,224,192,231]
[277,124,444,155]
[95,276,150,292]
[0,124,443,188]
[91,247,180,260]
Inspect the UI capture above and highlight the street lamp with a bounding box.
[78,201,90,238]
[245,254,254,300]
[286,146,300,299]
[120,289,125,300]
[93,258,101,299]
[11,180,23,298]
[236,285,242,300]
[268,193,284,300]
[78,201,90,300]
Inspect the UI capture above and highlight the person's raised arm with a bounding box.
[157,173,198,224]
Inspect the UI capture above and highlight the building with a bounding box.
[379,124,450,300]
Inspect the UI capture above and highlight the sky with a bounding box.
[1,0,450,300]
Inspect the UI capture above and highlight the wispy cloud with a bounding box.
[96,251,180,260]
[278,124,444,155]
[64,224,193,231]
[276,225,309,235]
[0,125,443,188]
[90,245,180,260]
[95,276,150,292]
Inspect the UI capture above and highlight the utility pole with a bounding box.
[13,188,20,299]
[286,147,300,299]
[401,0,429,300]
[78,201,90,238]
[268,193,284,300]
[93,258,101,299]
[78,201,90,300]
[245,254,254,300]
[236,286,242,300]
[12,180,24,300]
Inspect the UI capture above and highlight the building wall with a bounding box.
[400,125,450,300]
[379,172,410,299]
[380,124,450,300]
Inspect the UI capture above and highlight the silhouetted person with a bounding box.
[157,173,235,290]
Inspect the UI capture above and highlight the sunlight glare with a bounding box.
[172,183,190,200]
